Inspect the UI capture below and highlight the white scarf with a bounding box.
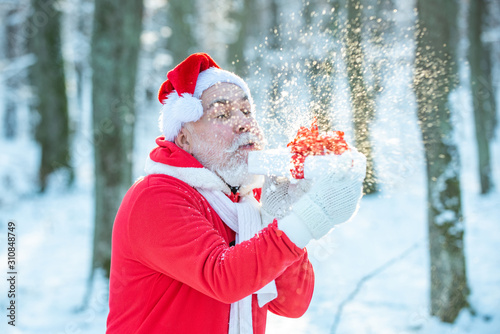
[145,158,277,334]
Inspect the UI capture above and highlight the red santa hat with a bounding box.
[158,53,253,141]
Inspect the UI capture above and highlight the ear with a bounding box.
[175,125,192,153]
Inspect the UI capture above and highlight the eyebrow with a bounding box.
[207,95,249,110]
[208,98,230,110]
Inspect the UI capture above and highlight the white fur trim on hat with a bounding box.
[158,68,254,142]
[193,68,252,100]
[159,92,204,142]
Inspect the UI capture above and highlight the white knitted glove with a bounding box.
[279,150,366,247]
[260,176,311,225]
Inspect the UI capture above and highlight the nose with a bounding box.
[233,110,253,134]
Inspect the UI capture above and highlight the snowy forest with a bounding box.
[1,0,499,333]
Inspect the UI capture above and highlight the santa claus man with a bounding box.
[106,53,366,334]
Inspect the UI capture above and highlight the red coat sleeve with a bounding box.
[268,237,315,318]
[126,180,307,305]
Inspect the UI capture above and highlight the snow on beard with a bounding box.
[216,132,264,188]
[187,124,265,188]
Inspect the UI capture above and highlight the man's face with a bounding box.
[183,82,265,187]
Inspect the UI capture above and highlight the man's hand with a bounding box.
[260,176,311,225]
[278,149,367,248]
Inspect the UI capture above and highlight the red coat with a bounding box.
[106,137,314,333]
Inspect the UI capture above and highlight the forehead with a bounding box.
[200,83,248,106]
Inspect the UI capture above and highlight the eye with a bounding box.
[241,108,251,115]
[216,110,231,120]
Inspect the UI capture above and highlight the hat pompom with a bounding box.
[159,92,204,141]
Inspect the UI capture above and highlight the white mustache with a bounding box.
[225,133,263,153]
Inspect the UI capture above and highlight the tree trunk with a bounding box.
[91,0,144,277]
[365,0,395,99]
[414,0,469,323]
[227,0,253,76]
[344,0,377,194]
[3,9,18,140]
[28,0,72,191]
[266,0,286,133]
[302,0,335,132]
[166,0,197,66]
[306,58,334,132]
[467,0,497,194]
[74,0,94,114]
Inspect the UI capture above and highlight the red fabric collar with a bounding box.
[227,192,240,203]
[226,189,261,203]
[149,136,203,168]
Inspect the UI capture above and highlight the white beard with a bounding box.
[214,156,257,189]
[189,131,263,189]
